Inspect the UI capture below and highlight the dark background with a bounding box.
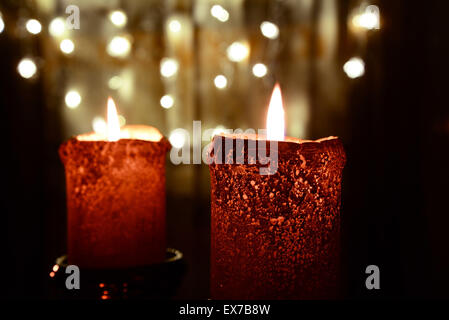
[1,0,448,299]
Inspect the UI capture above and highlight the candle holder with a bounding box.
[48,248,185,299]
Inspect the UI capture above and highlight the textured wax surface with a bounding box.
[209,136,346,299]
[60,137,170,269]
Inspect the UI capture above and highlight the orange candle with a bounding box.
[209,85,346,299]
[59,98,170,269]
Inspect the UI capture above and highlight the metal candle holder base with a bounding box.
[48,248,186,299]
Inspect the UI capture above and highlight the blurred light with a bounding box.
[60,39,74,54]
[108,76,123,90]
[0,14,4,34]
[160,95,174,109]
[107,36,131,58]
[109,10,127,28]
[169,129,187,149]
[65,90,82,109]
[92,116,107,135]
[160,58,178,78]
[17,58,37,79]
[343,57,365,79]
[119,115,126,127]
[226,42,249,62]
[260,21,279,39]
[252,63,268,78]
[168,19,181,33]
[49,272,55,278]
[212,125,226,137]
[52,265,59,272]
[353,5,380,30]
[214,75,227,89]
[210,5,229,22]
[49,17,65,37]
[26,19,42,35]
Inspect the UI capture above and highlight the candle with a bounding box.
[208,85,346,299]
[59,98,170,269]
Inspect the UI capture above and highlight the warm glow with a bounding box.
[266,83,285,141]
[26,19,42,35]
[107,97,121,141]
[52,264,59,272]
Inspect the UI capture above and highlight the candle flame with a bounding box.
[107,97,120,141]
[266,83,285,141]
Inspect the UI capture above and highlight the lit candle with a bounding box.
[208,84,346,299]
[59,98,170,269]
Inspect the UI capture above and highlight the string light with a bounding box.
[260,21,279,39]
[17,58,37,79]
[107,36,131,58]
[226,42,249,62]
[108,76,123,90]
[25,19,42,35]
[65,90,82,109]
[160,95,174,109]
[169,129,187,148]
[214,75,227,89]
[252,63,268,78]
[0,14,4,34]
[160,58,178,78]
[49,17,65,37]
[210,5,229,22]
[60,39,75,54]
[168,19,181,33]
[109,10,128,28]
[343,57,365,79]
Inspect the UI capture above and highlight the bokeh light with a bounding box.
[343,57,365,79]
[226,42,249,62]
[17,58,37,79]
[252,63,268,78]
[160,95,174,109]
[160,58,179,78]
[260,21,279,39]
[214,75,227,89]
[60,39,75,54]
[107,36,131,58]
[65,90,82,109]
[25,19,42,35]
[210,5,229,22]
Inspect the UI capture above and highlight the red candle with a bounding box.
[59,98,170,269]
[208,85,346,299]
